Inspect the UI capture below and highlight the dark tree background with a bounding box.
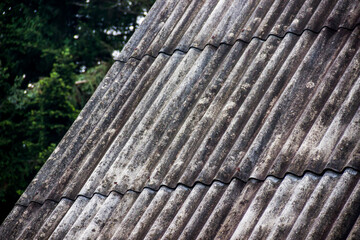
[0,0,155,222]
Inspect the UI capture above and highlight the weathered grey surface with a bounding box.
[13,25,360,205]
[1,170,359,239]
[1,0,360,239]
[118,0,360,61]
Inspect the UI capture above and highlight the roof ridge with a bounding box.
[15,166,359,208]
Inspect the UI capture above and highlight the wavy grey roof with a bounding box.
[15,25,360,206]
[118,0,360,61]
[3,169,360,239]
[1,0,360,239]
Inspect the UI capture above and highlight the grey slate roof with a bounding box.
[1,0,360,239]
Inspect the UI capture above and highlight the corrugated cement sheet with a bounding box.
[2,169,359,239]
[118,0,360,61]
[14,25,360,205]
[1,0,360,239]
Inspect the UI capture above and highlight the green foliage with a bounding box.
[25,47,79,165]
[0,0,155,223]
[0,48,79,216]
[74,62,112,107]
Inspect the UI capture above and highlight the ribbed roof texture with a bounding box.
[2,0,360,239]
[2,169,360,240]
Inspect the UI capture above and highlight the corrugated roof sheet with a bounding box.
[14,25,360,206]
[2,169,359,239]
[118,0,360,61]
[1,0,360,239]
